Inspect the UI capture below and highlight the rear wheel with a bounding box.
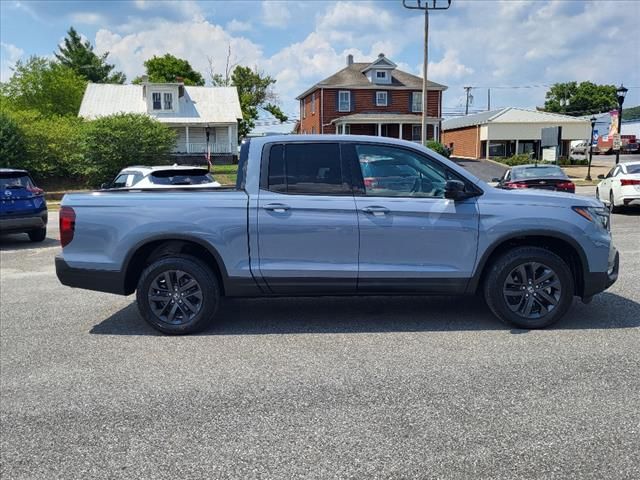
[484,247,574,329]
[28,227,47,242]
[136,255,220,334]
[610,191,621,213]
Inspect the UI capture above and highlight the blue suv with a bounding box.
[0,169,48,242]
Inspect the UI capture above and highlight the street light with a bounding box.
[586,115,597,181]
[615,83,628,165]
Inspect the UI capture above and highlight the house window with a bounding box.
[163,92,173,110]
[152,92,162,110]
[338,90,350,112]
[376,91,388,106]
[412,125,421,141]
[412,92,423,112]
[344,125,351,135]
[376,71,387,80]
[311,92,316,114]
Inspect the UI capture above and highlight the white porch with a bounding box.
[170,125,237,155]
[332,114,441,143]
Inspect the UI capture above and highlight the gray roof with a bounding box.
[297,62,446,99]
[79,84,242,124]
[442,107,589,131]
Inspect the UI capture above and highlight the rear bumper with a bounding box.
[0,211,47,234]
[55,255,127,295]
[582,247,619,298]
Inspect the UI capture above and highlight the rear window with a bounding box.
[626,164,640,174]
[150,169,214,185]
[512,166,567,180]
[0,173,35,190]
[267,143,349,195]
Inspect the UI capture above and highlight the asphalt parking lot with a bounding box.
[1,189,639,478]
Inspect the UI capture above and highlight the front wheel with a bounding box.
[484,247,574,329]
[136,255,220,334]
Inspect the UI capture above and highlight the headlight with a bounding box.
[572,206,610,230]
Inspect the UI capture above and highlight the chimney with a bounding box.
[175,76,184,84]
[346,54,354,66]
[141,74,149,84]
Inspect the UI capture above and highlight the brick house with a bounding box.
[296,53,447,142]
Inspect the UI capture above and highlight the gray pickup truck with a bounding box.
[56,135,618,334]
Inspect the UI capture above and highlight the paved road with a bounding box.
[1,205,639,478]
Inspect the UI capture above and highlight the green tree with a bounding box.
[2,107,86,179]
[81,113,176,185]
[231,66,288,138]
[55,27,126,84]
[133,54,205,86]
[543,82,617,116]
[0,111,27,167]
[0,56,87,116]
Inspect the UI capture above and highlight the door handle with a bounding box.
[361,206,390,216]
[263,203,290,213]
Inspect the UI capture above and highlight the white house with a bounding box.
[78,80,243,162]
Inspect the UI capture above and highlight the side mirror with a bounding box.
[100,183,111,190]
[597,174,605,180]
[444,179,468,200]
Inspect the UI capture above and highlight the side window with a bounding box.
[267,143,349,195]
[606,167,615,178]
[112,174,129,188]
[130,173,144,186]
[355,144,454,198]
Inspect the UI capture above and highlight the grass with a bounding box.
[212,164,238,186]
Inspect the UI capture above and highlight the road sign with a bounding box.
[592,130,599,146]
[613,133,622,151]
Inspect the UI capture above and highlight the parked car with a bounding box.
[56,135,618,334]
[0,168,48,242]
[102,165,221,189]
[493,164,575,193]
[570,141,589,156]
[596,161,640,212]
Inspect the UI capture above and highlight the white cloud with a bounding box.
[69,12,106,25]
[0,42,24,82]
[226,19,252,32]
[261,1,291,28]
[428,50,474,80]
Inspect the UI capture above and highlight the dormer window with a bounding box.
[376,71,387,80]
[152,92,162,110]
[163,93,172,110]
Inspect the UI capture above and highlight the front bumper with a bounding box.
[0,211,47,234]
[55,255,127,295]
[582,247,619,298]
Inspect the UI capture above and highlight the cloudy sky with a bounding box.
[1,0,639,122]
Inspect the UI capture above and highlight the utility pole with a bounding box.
[487,88,491,111]
[464,86,472,115]
[403,0,452,144]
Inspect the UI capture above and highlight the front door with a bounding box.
[347,142,480,293]
[257,142,359,294]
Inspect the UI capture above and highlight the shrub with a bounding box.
[0,111,27,168]
[425,140,450,158]
[500,154,532,166]
[81,113,176,186]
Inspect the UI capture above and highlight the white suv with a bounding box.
[102,165,221,189]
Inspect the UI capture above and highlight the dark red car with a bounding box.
[494,164,575,193]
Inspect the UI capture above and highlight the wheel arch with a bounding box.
[122,235,229,296]
[468,231,588,297]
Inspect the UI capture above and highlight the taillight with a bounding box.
[557,181,575,192]
[363,177,378,189]
[59,206,76,247]
[620,179,640,186]
[504,182,528,189]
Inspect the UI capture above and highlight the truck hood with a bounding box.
[480,185,603,209]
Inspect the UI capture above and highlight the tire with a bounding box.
[595,188,599,201]
[136,255,220,335]
[28,227,47,242]
[483,247,574,329]
[610,192,621,214]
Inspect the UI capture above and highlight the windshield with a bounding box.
[0,174,35,190]
[512,166,567,180]
[150,170,215,185]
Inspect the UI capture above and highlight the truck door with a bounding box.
[256,142,359,294]
[346,142,480,294]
